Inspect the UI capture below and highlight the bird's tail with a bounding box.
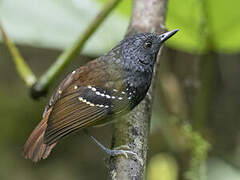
[23,109,56,162]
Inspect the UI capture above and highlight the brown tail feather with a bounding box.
[23,108,57,162]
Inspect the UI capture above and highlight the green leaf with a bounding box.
[0,0,129,55]
[166,0,240,53]
[1,0,239,54]
[96,0,131,17]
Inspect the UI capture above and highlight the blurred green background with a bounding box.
[0,0,240,179]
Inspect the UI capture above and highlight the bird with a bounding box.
[23,29,178,162]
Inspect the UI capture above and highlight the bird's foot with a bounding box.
[107,145,143,165]
[106,145,137,159]
[84,130,143,164]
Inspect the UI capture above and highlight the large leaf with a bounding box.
[0,0,239,54]
[97,0,240,53]
[166,0,240,53]
[0,0,129,55]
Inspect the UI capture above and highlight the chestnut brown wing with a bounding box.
[44,84,132,145]
[42,59,112,118]
[43,59,131,145]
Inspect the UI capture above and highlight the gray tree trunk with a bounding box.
[108,0,168,179]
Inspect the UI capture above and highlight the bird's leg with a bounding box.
[83,129,137,159]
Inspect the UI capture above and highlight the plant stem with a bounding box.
[32,0,122,98]
[0,23,36,86]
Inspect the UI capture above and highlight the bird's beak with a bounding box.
[158,29,179,43]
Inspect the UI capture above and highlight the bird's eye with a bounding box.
[144,41,152,49]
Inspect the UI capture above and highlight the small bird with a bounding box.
[23,29,178,162]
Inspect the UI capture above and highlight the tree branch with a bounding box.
[0,23,36,86]
[108,0,168,179]
[31,0,122,98]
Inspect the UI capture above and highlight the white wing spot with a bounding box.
[58,90,62,94]
[105,105,109,108]
[112,96,116,99]
[87,85,92,89]
[121,91,126,94]
[72,70,76,74]
[106,95,111,99]
[74,85,78,90]
[79,97,96,107]
[118,97,123,100]
[96,91,101,95]
[100,93,105,97]
[91,87,96,91]
[113,89,118,92]
[96,104,104,108]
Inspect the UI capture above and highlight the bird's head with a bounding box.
[118,29,179,69]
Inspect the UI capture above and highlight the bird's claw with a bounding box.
[110,147,144,166]
[110,149,137,159]
[114,145,132,151]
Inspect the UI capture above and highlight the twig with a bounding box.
[0,23,36,86]
[31,0,122,98]
[108,0,168,179]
